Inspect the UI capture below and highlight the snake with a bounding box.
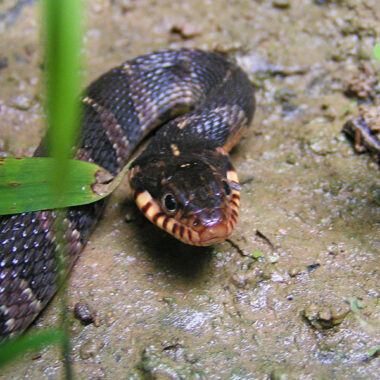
[0,49,255,340]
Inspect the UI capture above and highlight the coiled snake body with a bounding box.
[0,49,255,340]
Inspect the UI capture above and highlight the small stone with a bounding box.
[288,266,301,277]
[74,302,95,325]
[231,272,248,288]
[309,138,338,156]
[93,314,101,327]
[344,61,377,100]
[285,153,296,165]
[272,0,291,9]
[271,271,285,282]
[169,23,201,39]
[106,312,116,326]
[268,254,279,263]
[306,263,320,272]
[303,301,350,329]
[124,208,137,223]
[79,339,104,360]
[11,94,32,110]
[119,0,134,13]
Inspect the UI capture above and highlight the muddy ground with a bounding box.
[0,0,379,379]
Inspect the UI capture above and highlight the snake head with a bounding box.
[128,148,241,246]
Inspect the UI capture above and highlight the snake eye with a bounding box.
[222,180,231,196]
[162,193,178,213]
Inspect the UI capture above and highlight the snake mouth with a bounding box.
[197,221,230,246]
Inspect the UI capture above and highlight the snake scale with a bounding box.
[0,49,255,340]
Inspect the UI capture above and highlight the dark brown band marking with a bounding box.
[153,212,165,224]
[231,200,239,208]
[163,217,169,230]
[172,223,179,235]
[141,202,152,214]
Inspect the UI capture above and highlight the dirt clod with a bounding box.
[74,302,97,325]
[303,300,351,329]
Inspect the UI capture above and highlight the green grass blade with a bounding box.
[43,1,83,376]
[44,0,82,197]
[0,157,132,215]
[0,329,63,368]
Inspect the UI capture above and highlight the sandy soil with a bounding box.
[0,0,379,378]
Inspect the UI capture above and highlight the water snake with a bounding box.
[0,49,255,340]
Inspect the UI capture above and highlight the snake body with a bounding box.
[0,49,255,340]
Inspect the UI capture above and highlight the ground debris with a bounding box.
[343,104,380,158]
[344,61,378,100]
[303,300,350,330]
[169,22,201,40]
[74,301,100,326]
[133,344,205,380]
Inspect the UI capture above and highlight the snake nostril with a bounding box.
[196,209,224,228]
[210,209,223,222]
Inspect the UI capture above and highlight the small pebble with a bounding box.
[74,302,95,325]
[303,301,350,329]
[288,266,301,277]
[124,208,137,223]
[12,94,32,110]
[273,0,291,9]
[285,153,296,165]
[93,314,101,327]
[170,23,201,39]
[231,272,248,288]
[106,312,116,326]
[307,263,320,272]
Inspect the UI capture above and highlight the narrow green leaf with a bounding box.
[0,329,63,368]
[0,157,131,215]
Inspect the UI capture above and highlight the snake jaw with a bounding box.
[197,221,230,246]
